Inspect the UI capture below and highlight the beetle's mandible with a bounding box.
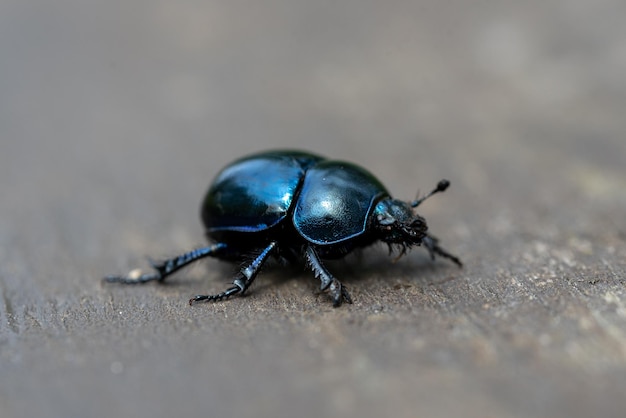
[105,150,462,307]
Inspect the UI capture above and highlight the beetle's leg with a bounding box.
[422,234,462,267]
[305,246,353,307]
[104,243,229,284]
[189,241,278,305]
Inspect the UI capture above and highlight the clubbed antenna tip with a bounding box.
[435,179,450,193]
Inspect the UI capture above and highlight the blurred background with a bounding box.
[1,1,625,417]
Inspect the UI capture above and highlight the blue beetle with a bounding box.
[105,150,461,306]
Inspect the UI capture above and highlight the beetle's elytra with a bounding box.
[105,150,461,307]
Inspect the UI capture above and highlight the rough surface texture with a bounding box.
[1,1,625,417]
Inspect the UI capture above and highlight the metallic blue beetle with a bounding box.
[105,150,461,306]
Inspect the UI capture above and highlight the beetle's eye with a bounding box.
[410,218,425,229]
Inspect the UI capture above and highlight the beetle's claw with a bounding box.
[329,279,352,307]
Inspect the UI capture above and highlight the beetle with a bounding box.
[104,150,461,307]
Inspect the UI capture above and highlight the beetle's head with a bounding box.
[374,180,451,255]
[374,179,462,267]
[374,199,428,249]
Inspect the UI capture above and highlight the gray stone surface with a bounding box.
[1,1,625,417]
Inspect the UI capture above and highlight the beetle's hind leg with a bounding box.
[189,241,278,305]
[104,243,229,284]
[305,246,353,307]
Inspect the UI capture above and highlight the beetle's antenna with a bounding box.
[410,179,450,208]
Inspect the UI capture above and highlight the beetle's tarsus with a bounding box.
[423,235,463,267]
[338,282,354,306]
[189,285,241,305]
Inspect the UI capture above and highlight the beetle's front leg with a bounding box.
[422,234,462,267]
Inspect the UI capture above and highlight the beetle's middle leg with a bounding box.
[305,246,353,307]
[189,241,278,305]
